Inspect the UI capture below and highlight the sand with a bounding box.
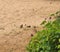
[0,0,60,52]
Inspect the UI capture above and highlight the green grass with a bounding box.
[26,11,60,52]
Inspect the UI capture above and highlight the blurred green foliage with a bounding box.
[26,11,60,52]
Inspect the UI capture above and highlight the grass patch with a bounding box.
[26,11,60,52]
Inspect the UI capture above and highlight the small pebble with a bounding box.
[27,26,31,28]
[20,24,23,28]
[33,26,36,28]
[49,17,52,19]
[31,34,33,37]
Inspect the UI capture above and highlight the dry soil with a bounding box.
[0,0,60,52]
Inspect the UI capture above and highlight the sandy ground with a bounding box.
[0,0,60,52]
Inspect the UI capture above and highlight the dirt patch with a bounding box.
[0,0,60,52]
